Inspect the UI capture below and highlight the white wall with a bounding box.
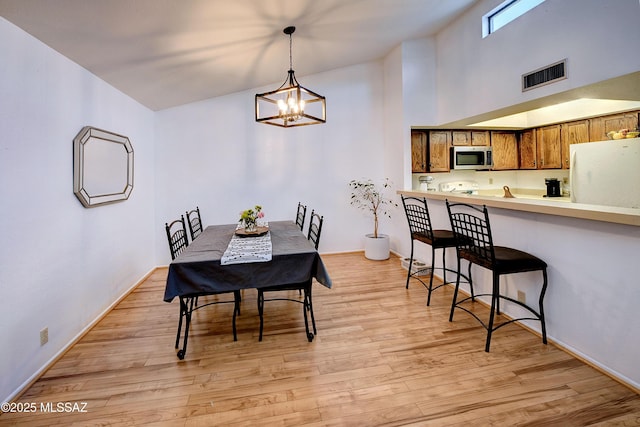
[154,62,388,263]
[435,0,640,123]
[0,18,156,401]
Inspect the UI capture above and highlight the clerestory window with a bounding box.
[483,0,545,37]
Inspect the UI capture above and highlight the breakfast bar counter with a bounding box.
[397,189,640,227]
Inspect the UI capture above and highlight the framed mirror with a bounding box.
[73,126,134,208]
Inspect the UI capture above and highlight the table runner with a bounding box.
[221,231,272,265]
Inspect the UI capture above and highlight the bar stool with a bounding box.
[446,201,548,352]
[401,196,472,306]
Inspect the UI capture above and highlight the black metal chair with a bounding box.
[185,206,203,241]
[401,195,471,306]
[446,201,548,352]
[307,210,323,250]
[257,212,324,342]
[295,202,307,231]
[165,215,189,259]
[165,216,240,358]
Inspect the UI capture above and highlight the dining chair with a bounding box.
[165,216,240,357]
[307,210,323,250]
[257,213,324,342]
[185,206,203,241]
[446,201,548,352]
[165,215,189,259]
[295,202,307,231]
[401,195,471,306]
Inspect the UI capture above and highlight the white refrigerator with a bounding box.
[570,138,640,209]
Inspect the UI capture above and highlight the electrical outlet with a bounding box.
[517,290,526,304]
[489,178,494,185]
[563,177,569,184]
[40,327,48,346]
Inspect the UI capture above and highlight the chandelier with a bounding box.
[255,26,326,127]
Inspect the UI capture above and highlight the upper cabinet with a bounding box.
[410,130,451,173]
[451,131,470,146]
[518,129,537,169]
[451,130,490,146]
[561,120,590,169]
[536,125,562,169]
[472,131,490,146]
[491,131,518,170]
[428,131,451,172]
[411,130,428,173]
[589,112,639,142]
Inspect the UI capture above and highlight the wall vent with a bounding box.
[522,59,567,91]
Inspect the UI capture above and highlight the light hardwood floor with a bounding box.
[2,253,639,426]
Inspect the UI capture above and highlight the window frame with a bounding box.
[482,0,545,37]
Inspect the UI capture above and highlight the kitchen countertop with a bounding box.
[398,189,640,227]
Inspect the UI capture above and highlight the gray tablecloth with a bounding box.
[164,221,332,302]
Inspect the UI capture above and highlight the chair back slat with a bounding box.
[295,202,307,231]
[165,215,189,260]
[446,201,495,268]
[401,196,434,239]
[186,206,203,241]
[307,210,323,250]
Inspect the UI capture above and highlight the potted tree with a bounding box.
[349,178,398,260]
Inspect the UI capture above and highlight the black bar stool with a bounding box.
[446,201,548,352]
[401,196,473,306]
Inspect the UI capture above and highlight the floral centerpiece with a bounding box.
[239,205,264,232]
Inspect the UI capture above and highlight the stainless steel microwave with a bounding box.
[451,146,493,170]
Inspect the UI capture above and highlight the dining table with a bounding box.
[164,220,332,359]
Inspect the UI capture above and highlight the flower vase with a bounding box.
[244,221,257,233]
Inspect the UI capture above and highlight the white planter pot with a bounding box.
[364,234,390,260]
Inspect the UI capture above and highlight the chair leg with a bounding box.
[468,261,475,301]
[426,245,436,306]
[232,291,240,341]
[539,269,548,345]
[258,290,265,342]
[175,298,186,349]
[449,257,462,322]
[306,285,317,335]
[485,274,500,352]
[177,297,195,359]
[406,240,415,289]
[442,246,447,285]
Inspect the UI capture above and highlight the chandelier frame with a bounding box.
[255,26,326,128]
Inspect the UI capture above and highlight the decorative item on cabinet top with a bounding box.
[73,126,134,208]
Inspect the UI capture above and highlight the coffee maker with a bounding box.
[545,178,561,197]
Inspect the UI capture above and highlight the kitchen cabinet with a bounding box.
[518,129,537,169]
[472,131,490,146]
[491,131,518,170]
[451,130,490,146]
[561,120,589,169]
[589,111,639,142]
[536,124,562,169]
[428,131,451,172]
[411,130,428,173]
[451,131,470,146]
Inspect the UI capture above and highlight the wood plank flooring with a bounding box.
[2,253,639,426]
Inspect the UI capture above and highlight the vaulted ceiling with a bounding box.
[0,0,478,110]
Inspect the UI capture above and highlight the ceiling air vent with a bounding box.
[522,59,567,92]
